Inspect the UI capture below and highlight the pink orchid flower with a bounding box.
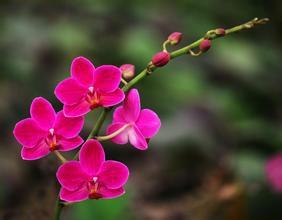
[107,89,161,150]
[13,97,84,160]
[56,139,129,202]
[55,56,125,117]
[265,153,282,193]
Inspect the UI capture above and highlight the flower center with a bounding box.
[45,128,60,152]
[93,176,98,183]
[86,87,101,110]
[87,178,102,200]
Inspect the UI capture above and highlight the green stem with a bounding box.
[53,17,268,219]
[122,68,149,92]
[73,108,109,160]
[54,198,64,220]
[54,150,67,163]
[88,108,109,139]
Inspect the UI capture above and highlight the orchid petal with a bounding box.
[93,65,122,93]
[13,118,46,148]
[99,186,125,199]
[71,57,95,87]
[56,161,89,191]
[128,126,148,150]
[60,186,89,202]
[136,109,161,138]
[59,136,84,152]
[79,139,105,176]
[99,160,129,189]
[106,123,129,145]
[123,89,140,122]
[54,111,84,138]
[99,88,125,108]
[112,106,126,123]
[54,78,88,105]
[63,100,91,117]
[21,140,49,160]
[30,97,56,130]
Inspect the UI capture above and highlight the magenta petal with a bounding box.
[99,186,125,199]
[56,161,89,191]
[113,106,126,123]
[79,139,105,176]
[99,160,129,189]
[265,154,282,192]
[55,78,88,105]
[99,88,125,108]
[21,140,50,160]
[123,89,140,122]
[106,123,129,145]
[93,65,122,93]
[71,57,95,87]
[13,118,46,148]
[136,109,161,138]
[128,126,148,150]
[63,100,91,117]
[54,111,84,139]
[60,186,89,202]
[59,136,84,152]
[30,97,56,130]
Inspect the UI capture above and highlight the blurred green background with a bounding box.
[0,0,281,219]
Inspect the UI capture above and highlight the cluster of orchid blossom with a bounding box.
[12,18,272,213]
[13,56,162,202]
[12,29,238,203]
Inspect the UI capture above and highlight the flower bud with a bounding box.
[168,32,182,45]
[120,64,135,80]
[215,28,226,36]
[152,51,170,67]
[199,39,211,52]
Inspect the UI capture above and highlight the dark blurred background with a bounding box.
[0,0,281,219]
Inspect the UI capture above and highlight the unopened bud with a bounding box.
[168,32,182,45]
[120,64,135,80]
[152,51,170,67]
[215,28,226,36]
[199,39,211,52]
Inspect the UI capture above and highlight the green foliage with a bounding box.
[71,193,134,220]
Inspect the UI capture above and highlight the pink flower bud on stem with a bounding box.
[199,39,212,52]
[120,64,135,80]
[151,51,170,67]
[168,32,182,45]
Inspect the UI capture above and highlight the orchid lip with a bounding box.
[86,89,101,109]
[87,178,101,199]
[45,129,60,151]
[88,86,94,94]
[49,128,55,135]
[93,176,98,183]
